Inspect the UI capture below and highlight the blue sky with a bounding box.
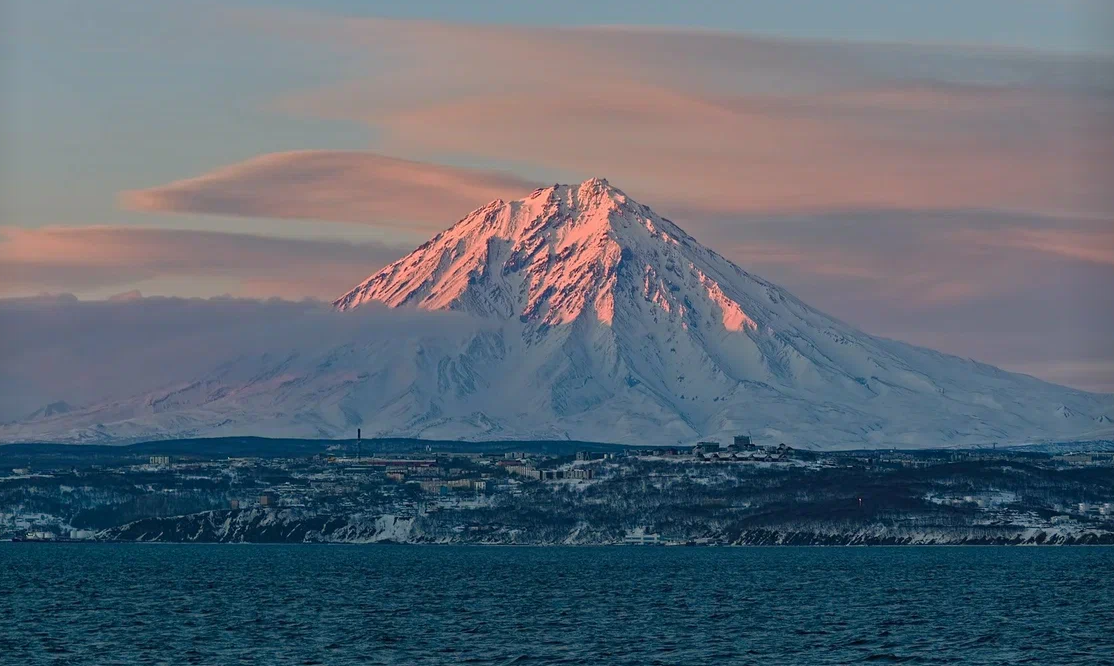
[2,0,1112,390]
[3,0,1109,230]
[241,0,1109,52]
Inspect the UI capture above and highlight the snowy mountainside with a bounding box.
[330,178,1113,447]
[3,178,1112,447]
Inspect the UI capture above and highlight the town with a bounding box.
[2,436,1113,545]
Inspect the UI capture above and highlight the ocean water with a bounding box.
[1,544,1112,665]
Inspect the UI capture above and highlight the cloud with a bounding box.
[122,16,1112,234]
[370,82,1111,218]
[13,12,1109,394]
[121,150,541,231]
[0,296,488,422]
[707,208,1113,309]
[107,289,144,301]
[959,227,1114,266]
[245,15,1114,219]
[702,208,1114,391]
[0,226,408,299]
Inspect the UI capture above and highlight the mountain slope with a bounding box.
[4,179,1111,447]
[331,178,1113,446]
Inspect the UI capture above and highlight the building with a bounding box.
[732,435,754,449]
[419,479,486,493]
[149,455,171,466]
[259,491,279,507]
[23,530,57,541]
[693,442,719,456]
[505,464,541,480]
[623,529,662,545]
[1058,454,1094,465]
[420,480,447,494]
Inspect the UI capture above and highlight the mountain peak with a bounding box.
[333,178,711,325]
[13,182,1112,448]
[533,177,617,198]
[520,177,631,224]
[321,182,1111,448]
[567,176,618,201]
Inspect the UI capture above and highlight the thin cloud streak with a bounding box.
[17,9,1108,391]
[121,150,541,232]
[958,227,1114,266]
[246,13,1114,218]
[707,208,1114,392]
[123,15,1114,228]
[373,82,1112,218]
[0,226,405,300]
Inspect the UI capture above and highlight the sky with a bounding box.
[2,0,1113,391]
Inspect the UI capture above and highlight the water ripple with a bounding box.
[1,544,1112,665]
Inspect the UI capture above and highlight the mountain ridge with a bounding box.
[329,179,1113,444]
[4,179,1112,447]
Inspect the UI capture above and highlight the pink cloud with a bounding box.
[246,15,1114,219]
[122,15,1113,232]
[120,151,541,231]
[369,82,1111,218]
[957,227,1114,266]
[0,226,406,300]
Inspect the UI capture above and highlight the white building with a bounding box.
[623,528,662,545]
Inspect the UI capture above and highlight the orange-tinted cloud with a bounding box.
[120,15,1114,229]
[0,226,406,299]
[124,82,1112,228]
[121,151,541,232]
[711,208,1114,302]
[699,208,1114,391]
[957,227,1114,266]
[370,81,1110,218]
[245,15,1114,219]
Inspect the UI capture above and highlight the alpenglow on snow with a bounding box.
[332,178,1113,447]
[7,179,1112,447]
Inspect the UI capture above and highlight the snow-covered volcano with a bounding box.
[330,178,1112,447]
[5,179,1111,447]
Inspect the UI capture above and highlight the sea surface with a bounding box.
[1,544,1112,665]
